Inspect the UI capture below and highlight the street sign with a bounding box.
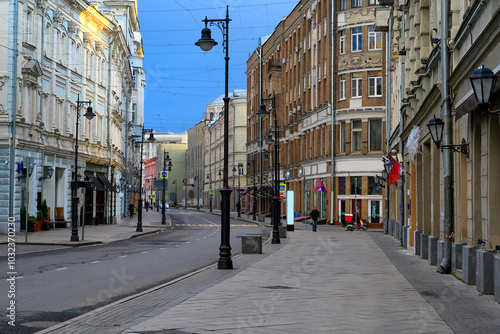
[151,194,156,199]
[160,171,168,179]
[209,189,214,195]
[279,183,286,192]
[279,192,285,199]
[165,195,168,200]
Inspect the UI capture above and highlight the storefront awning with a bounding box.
[85,172,105,191]
[97,173,117,192]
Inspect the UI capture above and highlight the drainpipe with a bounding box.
[106,30,119,222]
[385,5,393,233]
[330,0,336,224]
[257,41,263,216]
[440,0,452,274]
[8,0,19,223]
[399,12,406,244]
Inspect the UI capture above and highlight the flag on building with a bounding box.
[387,153,401,186]
[312,179,327,193]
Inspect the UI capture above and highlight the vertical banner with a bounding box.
[286,191,294,231]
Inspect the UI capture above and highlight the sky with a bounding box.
[138,0,299,133]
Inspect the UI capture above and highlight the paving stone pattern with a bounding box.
[370,232,500,334]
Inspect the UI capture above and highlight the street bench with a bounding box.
[294,215,310,222]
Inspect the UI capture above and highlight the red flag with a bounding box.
[387,154,401,186]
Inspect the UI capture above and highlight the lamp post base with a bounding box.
[137,198,143,232]
[271,196,280,244]
[218,187,233,270]
[71,196,79,242]
[161,200,166,225]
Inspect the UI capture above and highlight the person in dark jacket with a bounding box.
[310,206,320,232]
[129,202,134,218]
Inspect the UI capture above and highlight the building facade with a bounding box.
[246,0,386,225]
[187,121,204,208]
[380,0,500,289]
[0,0,144,233]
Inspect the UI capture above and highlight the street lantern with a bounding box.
[469,65,498,107]
[381,169,388,182]
[195,26,218,51]
[426,115,444,148]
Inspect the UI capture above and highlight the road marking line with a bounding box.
[141,251,148,254]
[196,239,200,241]
[119,255,127,258]
[186,241,191,244]
[91,260,101,264]
[174,245,180,247]
[55,268,67,271]
[160,247,166,250]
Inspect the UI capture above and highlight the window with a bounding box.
[368,177,382,195]
[351,177,362,194]
[352,0,362,8]
[352,27,362,52]
[340,0,346,10]
[339,177,346,195]
[369,119,382,151]
[368,26,382,50]
[340,121,346,153]
[351,73,362,98]
[352,120,362,152]
[339,74,346,100]
[26,11,32,44]
[369,77,383,97]
[369,0,380,5]
[339,30,345,54]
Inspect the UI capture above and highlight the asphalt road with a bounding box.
[0,210,266,333]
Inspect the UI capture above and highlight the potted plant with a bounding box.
[41,200,50,230]
[35,210,43,232]
[20,206,26,230]
[28,215,36,232]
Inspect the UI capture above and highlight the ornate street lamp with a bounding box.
[196,6,233,270]
[137,127,155,232]
[469,65,498,110]
[38,165,54,181]
[71,95,95,241]
[426,115,469,158]
[161,151,171,225]
[260,93,280,244]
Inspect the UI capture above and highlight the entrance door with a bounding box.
[84,190,94,226]
[95,191,105,225]
[371,201,380,223]
[352,199,361,223]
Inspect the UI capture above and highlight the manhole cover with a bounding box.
[262,285,296,289]
[22,321,61,328]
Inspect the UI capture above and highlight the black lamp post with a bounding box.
[71,95,96,241]
[137,127,155,232]
[247,160,257,221]
[260,93,280,244]
[196,6,233,269]
[161,151,171,225]
[183,179,187,209]
[195,176,200,210]
[207,174,212,212]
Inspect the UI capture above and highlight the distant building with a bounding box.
[202,90,247,211]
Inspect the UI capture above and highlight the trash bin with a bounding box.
[345,214,353,223]
[242,235,262,254]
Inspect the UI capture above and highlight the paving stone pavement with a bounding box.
[370,232,500,334]
[60,229,452,334]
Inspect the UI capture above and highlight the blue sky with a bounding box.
[138,0,299,133]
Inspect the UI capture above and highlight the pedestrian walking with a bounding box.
[129,202,134,218]
[145,201,149,212]
[310,206,320,232]
[236,200,241,217]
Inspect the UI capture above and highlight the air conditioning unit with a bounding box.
[307,11,312,20]
[294,46,300,53]
[277,44,281,52]
[282,58,287,64]
[297,105,302,111]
